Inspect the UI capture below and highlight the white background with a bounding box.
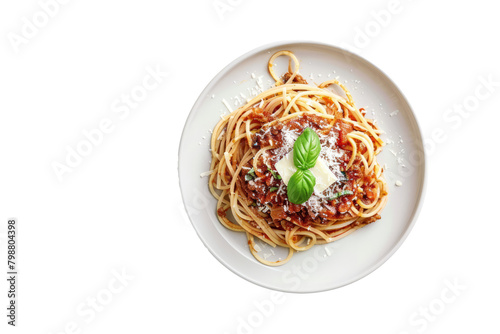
[0,0,498,333]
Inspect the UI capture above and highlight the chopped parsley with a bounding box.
[328,190,354,200]
[245,167,256,181]
[268,168,282,180]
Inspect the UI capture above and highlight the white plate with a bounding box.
[178,41,426,293]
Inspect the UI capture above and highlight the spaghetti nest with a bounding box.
[208,51,388,266]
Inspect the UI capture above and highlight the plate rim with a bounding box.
[178,40,427,293]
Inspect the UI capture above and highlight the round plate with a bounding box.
[178,41,426,293]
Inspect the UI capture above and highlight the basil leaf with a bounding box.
[245,167,256,181]
[293,127,321,170]
[328,190,354,200]
[268,168,282,180]
[287,169,316,204]
[270,186,279,192]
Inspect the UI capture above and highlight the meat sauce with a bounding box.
[237,111,379,229]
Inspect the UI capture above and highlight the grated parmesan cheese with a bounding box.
[200,170,214,178]
[390,110,399,117]
[217,129,225,140]
[325,246,332,256]
[221,99,233,112]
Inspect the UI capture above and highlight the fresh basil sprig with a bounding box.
[293,127,321,170]
[287,127,321,204]
[287,169,316,204]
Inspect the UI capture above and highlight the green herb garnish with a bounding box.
[268,168,282,180]
[293,128,322,170]
[245,167,256,181]
[270,186,279,192]
[287,169,316,204]
[328,190,354,200]
[286,128,322,204]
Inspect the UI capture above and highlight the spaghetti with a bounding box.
[207,51,388,266]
